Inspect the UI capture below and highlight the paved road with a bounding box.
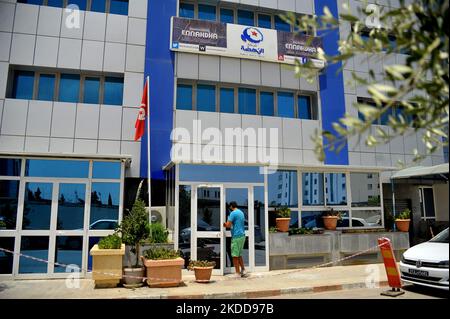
[261,284,449,299]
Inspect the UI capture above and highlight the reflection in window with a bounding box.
[109,0,128,15]
[197,187,221,231]
[352,210,382,227]
[23,183,52,230]
[220,8,234,24]
[238,10,254,26]
[238,88,256,115]
[220,88,234,113]
[268,170,298,207]
[176,84,193,110]
[25,160,89,178]
[350,173,381,207]
[83,77,101,104]
[0,181,19,230]
[290,211,299,228]
[103,77,123,106]
[301,211,324,228]
[277,92,295,118]
[54,236,83,273]
[225,189,248,230]
[0,158,21,176]
[0,237,14,274]
[260,91,274,116]
[57,184,86,230]
[197,84,216,112]
[325,173,347,205]
[19,236,49,274]
[180,2,195,19]
[38,74,56,101]
[90,183,120,230]
[12,70,34,100]
[298,96,313,120]
[254,186,266,267]
[302,173,324,206]
[198,4,216,21]
[197,238,221,269]
[179,164,264,183]
[258,14,272,29]
[59,74,80,103]
[93,161,121,179]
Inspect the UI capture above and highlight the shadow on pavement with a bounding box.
[403,284,449,299]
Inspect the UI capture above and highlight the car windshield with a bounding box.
[429,228,449,243]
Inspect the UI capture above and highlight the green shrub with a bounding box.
[322,208,341,218]
[276,206,291,218]
[148,222,169,244]
[397,208,411,220]
[143,247,181,260]
[269,226,278,233]
[384,210,395,230]
[187,260,216,270]
[98,234,122,249]
[289,227,314,235]
[0,220,6,228]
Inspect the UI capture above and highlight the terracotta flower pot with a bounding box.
[193,266,214,283]
[322,216,339,230]
[123,267,145,288]
[141,257,184,288]
[395,219,410,232]
[276,218,291,232]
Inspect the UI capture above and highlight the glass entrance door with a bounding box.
[193,185,224,275]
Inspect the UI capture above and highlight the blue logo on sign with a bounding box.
[172,42,179,49]
[241,27,264,44]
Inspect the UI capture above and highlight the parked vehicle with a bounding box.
[400,227,449,290]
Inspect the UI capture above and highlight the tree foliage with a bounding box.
[283,0,449,164]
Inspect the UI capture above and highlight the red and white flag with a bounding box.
[134,79,149,141]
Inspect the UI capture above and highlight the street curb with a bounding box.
[124,281,390,299]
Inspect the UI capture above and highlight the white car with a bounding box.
[400,227,449,290]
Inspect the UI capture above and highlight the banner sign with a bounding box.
[170,17,325,68]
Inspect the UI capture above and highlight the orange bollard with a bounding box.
[378,237,405,297]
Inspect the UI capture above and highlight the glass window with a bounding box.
[352,210,382,228]
[57,184,86,230]
[260,91,274,116]
[0,180,19,230]
[83,77,100,104]
[90,183,120,230]
[0,158,21,176]
[274,15,291,32]
[93,161,121,179]
[220,8,234,24]
[379,107,391,125]
[59,74,80,103]
[0,237,14,274]
[109,0,128,15]
[198,4,216,21]
[302,173,324,206]
[90,0,106,12]
[47,0,64,7]
[220,88,234,113]
[37,74,55,101]
[178,185,191,258]
[198,187,222,231]
[300,211,324,228]
[176,84,193,110]
[298,95,313,120]
[254,186,266,266]
[258,14,272,29]
[196,84,216,112]
[325,173,347,205]
[103,77,123,105]
[23,183,53,230]
[19,236,49,274]
[350,173,380,207]
[25,160,89,178]
[179,164,264,183]
[67,0,87,10]
[238,88,256,115]
[54,236,83,273]
[277,92,295,118]
[238,10,254,26]
[179,2,195,19]
[268,170,298,207]
[290,211,299,228]
[12,71,34,100]
[18,0,43,4]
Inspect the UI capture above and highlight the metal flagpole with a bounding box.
[146,76,152,236]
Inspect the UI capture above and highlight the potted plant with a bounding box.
[115,197,150,288]
[395,208,411,232]
[322,208,340,230]
[187,260,216,283]
[90,234,125,288]
[141,247,184,288]
[275,206,291,232]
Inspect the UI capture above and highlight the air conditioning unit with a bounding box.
[148,206,167,228]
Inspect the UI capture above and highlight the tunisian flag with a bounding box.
[134,79,148,141]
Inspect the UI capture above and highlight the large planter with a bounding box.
[322,216,339,230]
[141,257,184,288]
[395,219,411,232]
[193,266,214,283]
[276,218,291,232]
[123,267,145,288]
[90,244,125,288]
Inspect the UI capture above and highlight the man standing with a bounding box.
[223,201,248,278]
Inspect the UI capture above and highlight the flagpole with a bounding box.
[146,76,152,234]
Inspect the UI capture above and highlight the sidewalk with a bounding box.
[0,264,389,299]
